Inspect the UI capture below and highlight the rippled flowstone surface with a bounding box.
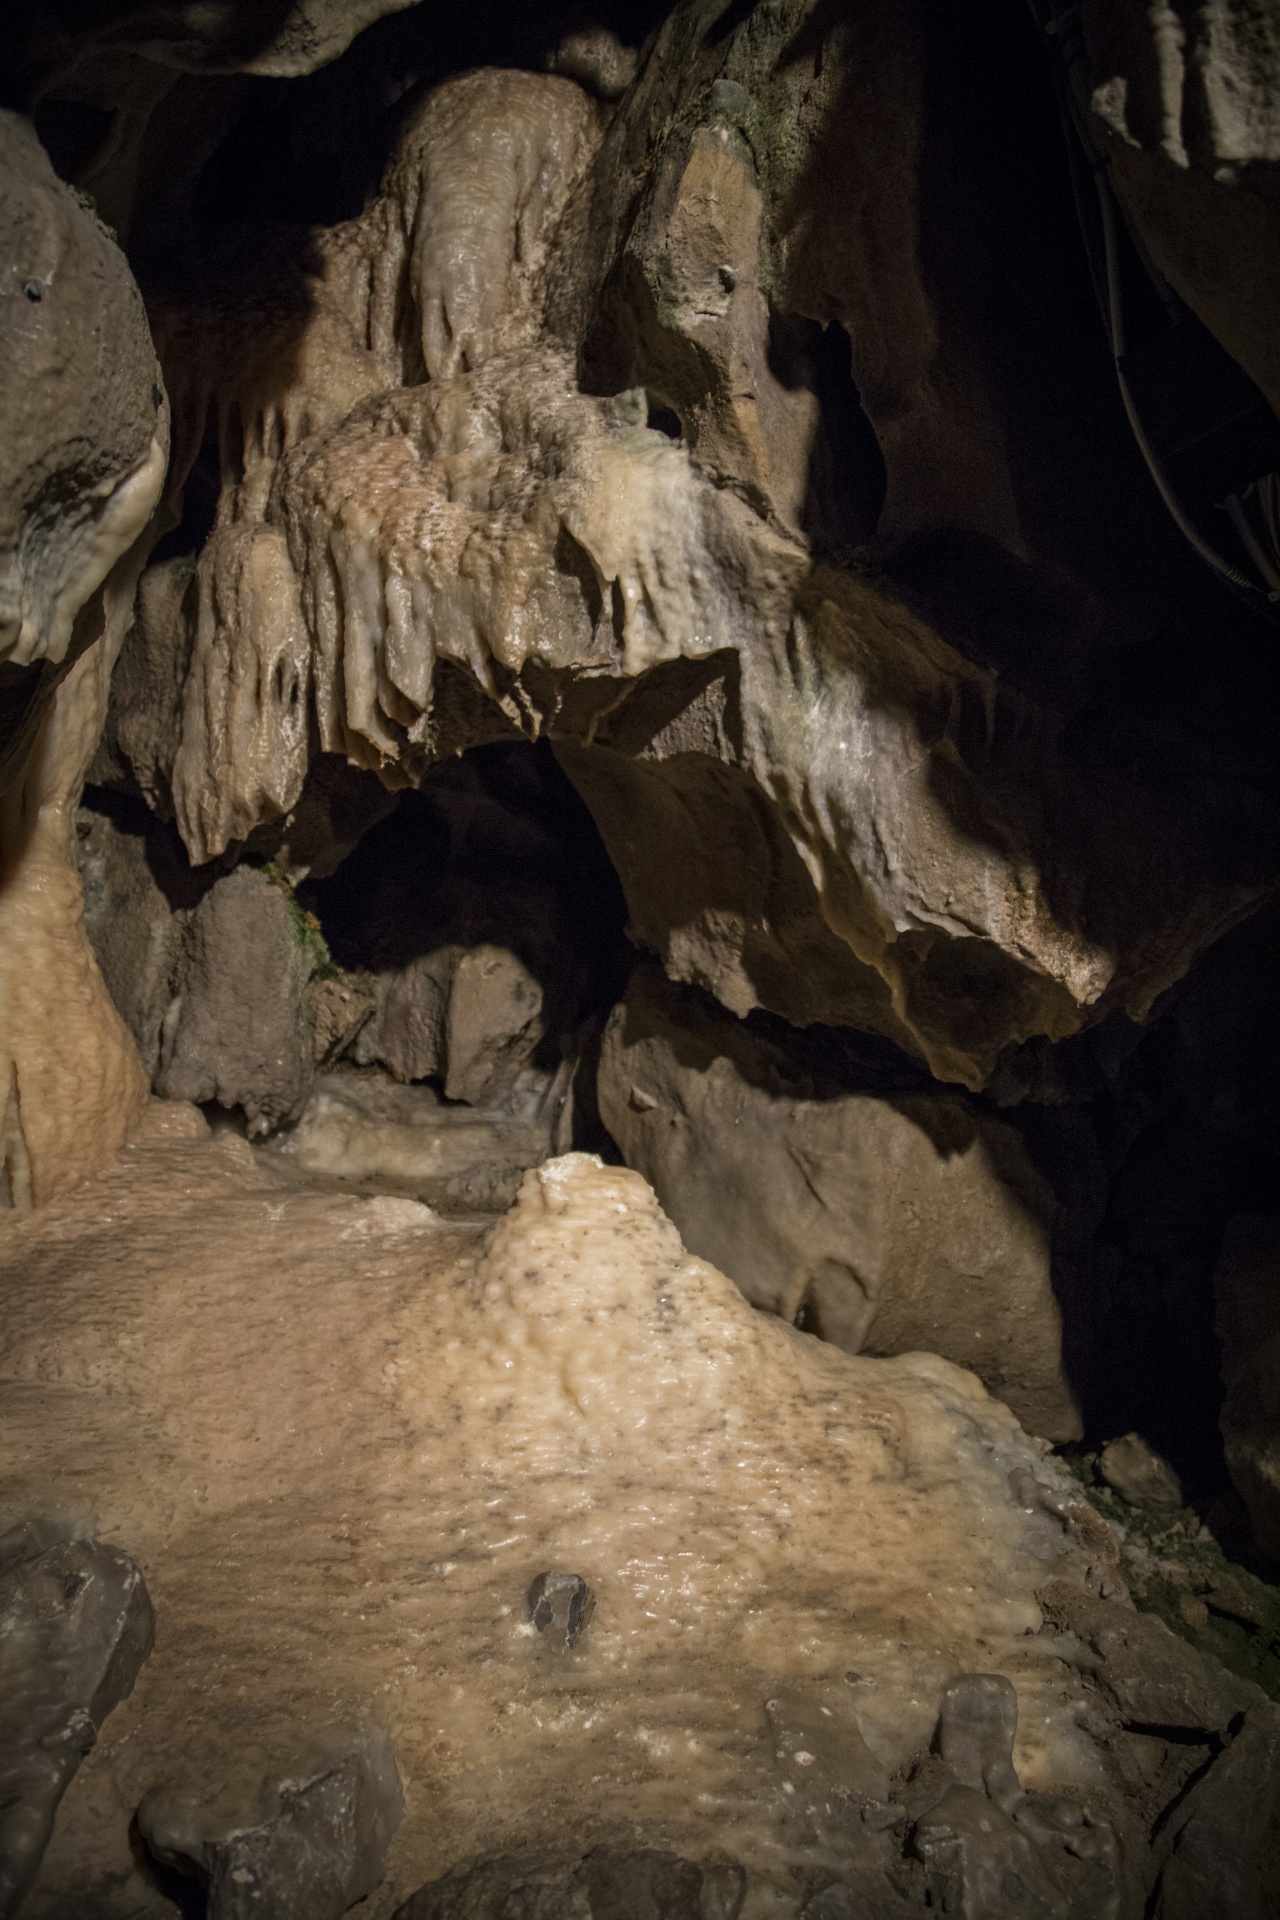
[1,1106,1274,1915]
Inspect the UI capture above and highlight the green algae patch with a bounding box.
[1061,1453,1280,1702]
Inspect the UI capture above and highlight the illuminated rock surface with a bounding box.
[3,1125,1232,1917]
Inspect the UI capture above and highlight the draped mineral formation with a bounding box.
[2,0,1279,1913]
[103,7,1272,1090]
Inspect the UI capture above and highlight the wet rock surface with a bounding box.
[266,1066,570,1215]
[0,1523,154,1917]
[0,1126,1238,1917]
[2,0,1280,1908]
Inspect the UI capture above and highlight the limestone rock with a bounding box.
[267,1066,566,1213]
[0,1135,1168,1908]
[77,801,182,1080]
[527,1572,596,1652]
[10,0,431,103]
[124,27,1274,1090]
[94,556,195,816]
[598,964,1083,1440]
[1097,1434,1183,1514]
[910,1674,1119,1920]
[1153,1702,1280,1920]
[156,864,315,1133]
[0,1521,154,1919]
[0,110,165,723]
[1085,0,1280,418]
[352,948,455,1084]
[138,1729,404,1920]
[1215,1214,1280,1556]
[396,1848,746,1920]
[353,944,545,1103]
[0,105,166,1209]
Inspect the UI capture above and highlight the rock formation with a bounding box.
[4,1133,1274,1916]
[1,0,1279,1911]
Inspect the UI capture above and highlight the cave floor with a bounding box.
[2,1103,1113,1917]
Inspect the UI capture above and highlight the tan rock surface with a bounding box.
[2,1114,1119,1914]
[599,964,1083,1442]
[117,25,1270,1092]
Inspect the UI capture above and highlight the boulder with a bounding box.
[156,864,315,1133]
[598,964,1083,1440]
[1153,1702,1280,1920]
[139,1730,404,1920]
[0,1522,154,1919]
[1097,1434,1183,1514]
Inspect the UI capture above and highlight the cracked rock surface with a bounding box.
[0,1523,154,1918]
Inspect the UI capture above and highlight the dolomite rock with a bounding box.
[139,1729,404,1920]
[155,864,315,1133]
[598,964,1083,1441]
[0,1128,1173,1912]
[1215,1215,1280,1556]
[0,1523,154,1919]
[125,23,1273,1093]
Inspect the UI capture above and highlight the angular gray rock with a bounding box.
[0,1521,155,1919]
[598,963,1084,1440]
[138,1728,403,1920]
[528,1572,595,1652]
[394,1848,746,1920]
[1153,1702,1280,1920]
[156,864,316,1134]
[77,802,183,1080]
[911,1674,1119,1920]
[1215,1215,1280,1556]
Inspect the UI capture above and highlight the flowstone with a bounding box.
[0,1126,1149,1914]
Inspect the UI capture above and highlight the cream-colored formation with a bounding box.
[130,51,1257,1089]
[2,1123,1117,1913]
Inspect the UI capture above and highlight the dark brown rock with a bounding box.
[0,1521,154,1919]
